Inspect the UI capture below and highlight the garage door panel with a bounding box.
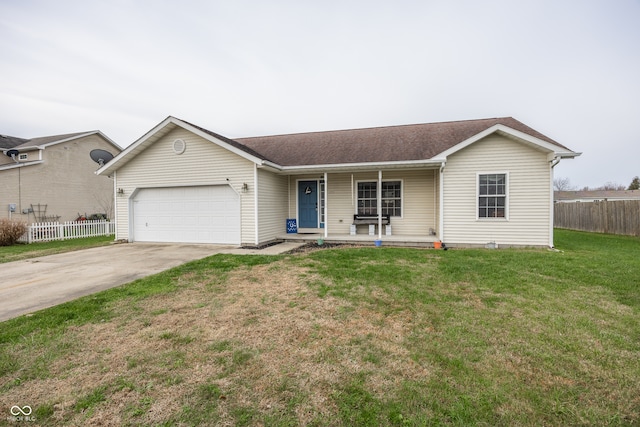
[132,186,240,244]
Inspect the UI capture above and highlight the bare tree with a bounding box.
[598,182,626,191]
[553,177,575,191]
[93,192,115,220]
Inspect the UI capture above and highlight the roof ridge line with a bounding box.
[236,117,513,140]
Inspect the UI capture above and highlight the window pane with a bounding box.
[478,174,506,218]
[357,181,402,217]
[357,182,377,215]
[382,181,401,217]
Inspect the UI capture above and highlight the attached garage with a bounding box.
[131,185,240,244]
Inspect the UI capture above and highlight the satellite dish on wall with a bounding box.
[5,149,19,163]
[90,149,114,166]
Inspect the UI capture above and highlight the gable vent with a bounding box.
[172,139,186,154]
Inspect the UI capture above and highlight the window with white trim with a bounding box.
[478,173,507,218]
[357,181,402,217]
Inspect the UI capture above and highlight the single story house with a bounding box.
[555,190,640,203]
[1,131,121,222]
[97,116,579,248]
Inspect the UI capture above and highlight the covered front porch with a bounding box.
[278,165,442,246]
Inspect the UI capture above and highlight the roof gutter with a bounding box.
[258,160,283,172]
[0,160,44,171]
[268,158,443,174]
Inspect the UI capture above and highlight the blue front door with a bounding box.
[298,181,318,228]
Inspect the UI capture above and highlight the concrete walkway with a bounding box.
[0,241,305,322]
[220,241,305,255]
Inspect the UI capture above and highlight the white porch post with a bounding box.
[378,170,382,240]
[324,172,328,238]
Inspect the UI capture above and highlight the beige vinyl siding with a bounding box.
[115,128,255,244]
[326,173,356,234]
[257,169,288,244]
[443,134,551,246]
[380,170,437,236]
[0,135,116,222]
[286,170,437,236]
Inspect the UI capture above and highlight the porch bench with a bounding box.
[351,214,391,236]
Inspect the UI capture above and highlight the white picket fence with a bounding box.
[19,220,115,243]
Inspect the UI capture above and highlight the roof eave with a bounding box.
[272,159,443,174]
[557,151,581,159]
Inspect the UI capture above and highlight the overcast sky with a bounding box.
[1,0,639,189]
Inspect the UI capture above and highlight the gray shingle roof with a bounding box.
[178,119,269,162]
[0,134,28,149]
[15,132,90,149]
[1,132,95,151]
[235,117,568,167]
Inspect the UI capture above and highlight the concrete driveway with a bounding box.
[0,242,302,322]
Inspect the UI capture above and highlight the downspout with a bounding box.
[439,161,446,243]
[378,170,382,240]
[549,156,561,248]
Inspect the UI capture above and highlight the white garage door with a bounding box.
[132,186,240,244]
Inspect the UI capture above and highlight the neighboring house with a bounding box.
[555,190,640,203]
[1,131,121,222]
[97,116,580,248]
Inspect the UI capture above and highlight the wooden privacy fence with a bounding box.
[554,200,640,236]
[19,220,116,243]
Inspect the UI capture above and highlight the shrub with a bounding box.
[0,219,28,246]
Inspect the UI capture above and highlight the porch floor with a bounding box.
[278,233,439,248]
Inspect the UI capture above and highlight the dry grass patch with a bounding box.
[1,259,430,426]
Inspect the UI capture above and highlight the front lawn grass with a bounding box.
[0,235,113,263]
[0,229,638,426]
